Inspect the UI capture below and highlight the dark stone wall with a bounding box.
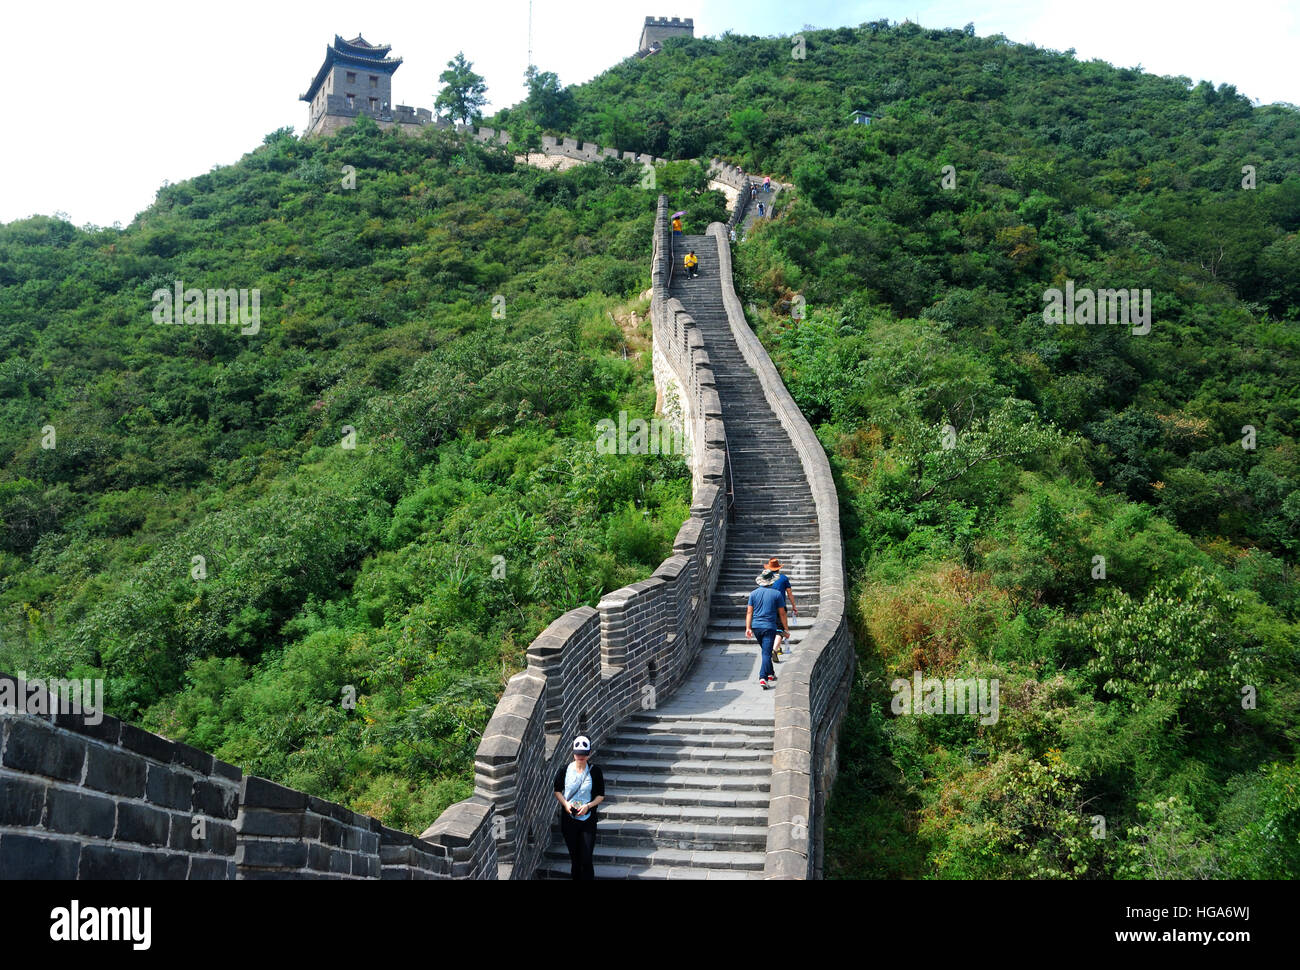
[0,671,497,880]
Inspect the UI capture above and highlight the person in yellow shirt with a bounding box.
[672,216,683,238]
[684,250,698,278]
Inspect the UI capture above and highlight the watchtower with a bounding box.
[638,16,694,56]
[301,35,417,137]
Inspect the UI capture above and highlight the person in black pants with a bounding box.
[553,735,605,879]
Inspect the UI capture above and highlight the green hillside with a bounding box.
[548,21,1300,878]
[0,120,723,830]
[3,17,1298,875]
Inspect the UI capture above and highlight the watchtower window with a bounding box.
[346,94,355,109]
[369,75,378,87]
[346,71,356,83]
[369,97,378,111]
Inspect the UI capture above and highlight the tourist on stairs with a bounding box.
[746,569,791,690]
[766,558,798,663]
[553,735,604,879]
[684,250,699,278]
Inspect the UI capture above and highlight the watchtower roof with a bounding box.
[300,34,403,103]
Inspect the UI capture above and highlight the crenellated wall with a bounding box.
[0,671,496,879]
[424,194,731,879]
[2,176,843,882]
[705,224,854,879]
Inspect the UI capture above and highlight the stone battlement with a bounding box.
[0,671,496,879]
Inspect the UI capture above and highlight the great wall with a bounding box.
[1,35,851,880]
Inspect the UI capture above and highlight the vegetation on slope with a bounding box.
[0,119,727,830]
[557,21,1300,878]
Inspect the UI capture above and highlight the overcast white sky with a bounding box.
[3,0,1296,228]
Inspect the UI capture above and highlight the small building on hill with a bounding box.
[300,35,434,137]
[847,109,873,126]
[638,16,694,56]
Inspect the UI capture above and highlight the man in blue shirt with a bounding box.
[746,569,791,690]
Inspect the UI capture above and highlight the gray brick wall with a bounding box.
[419,195,732,880]
[1,670,498,880]
[1,671,240,879]
[706,224,855,880]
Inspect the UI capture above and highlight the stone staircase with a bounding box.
[536,232,819,879]
[737,178,783,237]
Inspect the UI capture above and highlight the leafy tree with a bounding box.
[522,65,575,131]
[435,52,488,124]
[1065,566,1260,725]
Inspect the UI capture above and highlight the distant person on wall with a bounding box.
[746,569,791,690]
[750,184,757,202]
[763,175,771,193]
[757,201,766,218]
[684,250,699,278]
[766,558,798,663]
[672,215,683,238]
[553,735,605,879]
[730,227,738,244]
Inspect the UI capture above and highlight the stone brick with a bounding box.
[329,848,351,874]
[140,852,190,880]
[193,779,238,819]
[208,821,237,856]
[236,840,308,869]
[188,857,234,880]
[236,808,302,838]
[79,843,144,880]
[168,811,206,852]
[84,742,148,798]
[212,758,241,782]
[119,723,177,763]
[51,707,122,745]
[241,775,307,810]
[0,773,46,826]
[308,842,332,871]
[319,816,343,846]
[116,801,171,846]
[2,717,86,782]
[0,832,80,879]
[171,741,214,774]
[146,765,193,810]
[45,786,116,838]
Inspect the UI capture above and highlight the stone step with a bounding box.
[540,842,766,870]
[601,731,772,751]
[599,746,773,767]
[601,769,771,790]
[622,711,774,728]
[576,819,769,851]
[533,847,764,878]
[597,801,767,826]
[616,719,775,737]
[535,859,761,880]
[598,754,769,774]
[588,786,772,809]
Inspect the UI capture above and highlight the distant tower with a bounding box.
[638,16,694,56]
[301,35,430,137]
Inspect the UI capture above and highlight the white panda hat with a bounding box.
[572,735,591,753]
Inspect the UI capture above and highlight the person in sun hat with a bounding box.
[746,569,791,690]
[768,557,799,622]
[553,734,605,879]
[766,557,799,664]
